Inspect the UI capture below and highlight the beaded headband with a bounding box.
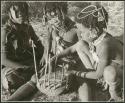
[77,5,105,22]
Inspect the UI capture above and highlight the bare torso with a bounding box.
[96,34,123,64]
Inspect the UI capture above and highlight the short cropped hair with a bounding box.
[45,2,68,15]
[75,5,108,31]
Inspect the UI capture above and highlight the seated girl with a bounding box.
[50,4,123,101]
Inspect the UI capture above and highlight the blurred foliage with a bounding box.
[28,2,45,19]
[1,1,68,22]
[1,1,124,38]
[67,2,90,17]
[101,1,124,37]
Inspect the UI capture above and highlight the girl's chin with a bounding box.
[16,20,25,24]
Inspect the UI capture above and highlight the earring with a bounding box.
[95,27,99,33]
[98,11,104,22]
[93,29,98,38]
[89,28,98,39]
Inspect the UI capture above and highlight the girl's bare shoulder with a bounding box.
[75,40,89,51]
[77,40,89,46]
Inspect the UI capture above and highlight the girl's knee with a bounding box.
[103,66,117,83]
[78,82,91,101]
[103,66,122,98]
[30,74,37,84]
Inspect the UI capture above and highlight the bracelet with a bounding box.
[75,72,87,78]
[83,72,87,78]
[78,72,81,77]
[75,71,81,77]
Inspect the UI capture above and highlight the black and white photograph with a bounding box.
[1,0,124,102]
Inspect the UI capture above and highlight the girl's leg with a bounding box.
[78,81,92,101]
[7,75,37,101]
[103,65,123,101]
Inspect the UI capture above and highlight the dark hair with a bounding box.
[75,5,108,31]
[45,2,68,15]
[63,16,76,31]
[9,2,29,18]
[9,2,29,23]
[44,2,68,26]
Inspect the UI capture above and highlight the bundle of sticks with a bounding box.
[32,40,67,96]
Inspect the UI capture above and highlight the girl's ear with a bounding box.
[89,28,98,39]
[95,27,99,33]
[98,11,104,22]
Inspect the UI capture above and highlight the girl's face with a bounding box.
[10,5,26,24]
[76,23,98,42]
[47,9,62,28]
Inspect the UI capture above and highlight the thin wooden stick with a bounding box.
[39,65,46,77]
[44,48,48,87]
[61,63,65,82]
[32,40,39,83]
[54,56,57,89]
[48,54,51,87]
[65,64,69,89]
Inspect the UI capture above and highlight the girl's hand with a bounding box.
[50,55,58,63]
[65,70,77,76]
